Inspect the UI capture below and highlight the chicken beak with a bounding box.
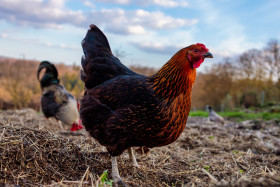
[203,52,213,58]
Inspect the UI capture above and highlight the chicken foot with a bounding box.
[128,148,139,167]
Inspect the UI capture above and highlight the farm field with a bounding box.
[0,109,279,186]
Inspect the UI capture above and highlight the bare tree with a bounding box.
[114,48,128,59]
[192,60,236,110]
[238,49,262,80]
[263,39,280,81]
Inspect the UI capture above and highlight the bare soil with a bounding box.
[0,109,279,186]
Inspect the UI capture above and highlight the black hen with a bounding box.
[79,25,213,184]
[37,61,82,131]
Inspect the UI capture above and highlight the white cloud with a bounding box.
[89,8,197,35]
[90,0,130,5]
[127,25,146,35]
[47,0,65,8]
[0,33,8,38]
[128,28,196,55]
[105,0,130,4]
[138,0,188,7]
[83,1,95,8]
[0,0,86,28]
[0,1,197,35]
[87,0,188,7]
[132,41,181,54]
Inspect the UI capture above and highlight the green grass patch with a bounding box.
[262,112,280,120]
[100,170,114,186]
[189,111,208,117]
[221,111,280,121]
[220,111,262,121]
[190,110,280,122]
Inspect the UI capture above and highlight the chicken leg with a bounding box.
[58,120,64,130]
[111,156,125,186]
[128,148,139,167]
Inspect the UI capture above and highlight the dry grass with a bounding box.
[0,109,279,186]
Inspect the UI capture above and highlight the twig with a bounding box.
[159,156,170,165]
[199,149,205,155]
[61,181,89,184]
[266,175,280,183]
[201,168,218,183]
[60,131,85,136]
[232,156,247,171]
[0,128,5,141]
[232,156,238,167]
[20,117,26,127]
[265,166,272,174]
[89,172,95,187]
[172,169,201,175]
[247,149,252,157]
[79,166,90,187]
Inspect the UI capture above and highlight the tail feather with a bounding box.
[81,24,136,90]
[82,24,111,63]
[38,61,60,88]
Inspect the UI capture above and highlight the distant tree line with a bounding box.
[192,39,280,111]
[0,39,279,111]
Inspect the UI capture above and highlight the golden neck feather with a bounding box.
[150,48,196,101]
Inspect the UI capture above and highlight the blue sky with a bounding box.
[0,0,279,68]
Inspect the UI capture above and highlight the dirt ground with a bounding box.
[0,109,279,186]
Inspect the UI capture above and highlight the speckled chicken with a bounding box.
[37,61,83,131]
[80,25,213,184]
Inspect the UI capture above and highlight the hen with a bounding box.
[37,61,83,131]
[207,105,225,124]
[80,25,213,184]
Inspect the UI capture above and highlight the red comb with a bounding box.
[196,43,208,51]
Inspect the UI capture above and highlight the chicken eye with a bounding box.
[193,49,199,53]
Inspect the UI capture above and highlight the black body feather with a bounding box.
[80,25,191,156]
[81,75,172,156]
[41,89,61,118]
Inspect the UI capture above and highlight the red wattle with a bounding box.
[193,58,203,68]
